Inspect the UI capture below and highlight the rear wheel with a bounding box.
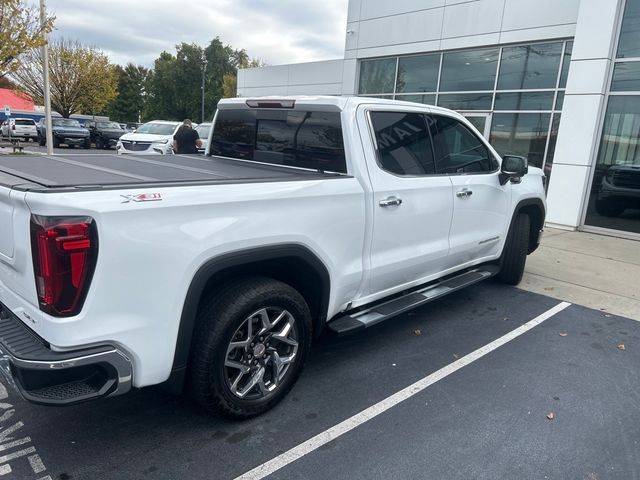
[189,277,312,418]
[53,137,60,148]
[496,213,530,285]
[83,138,91,149]
[38,135,45,146]
[96,137,104,149]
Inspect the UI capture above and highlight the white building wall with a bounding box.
[546,0,624,228]
[237,59,345,97]
[240,0,581,97]
[345,0,580,58]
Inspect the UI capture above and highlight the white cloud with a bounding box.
[44,0,349,67]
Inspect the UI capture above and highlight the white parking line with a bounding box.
[235,301,572,480]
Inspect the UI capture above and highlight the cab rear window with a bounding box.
[210,109,347,173]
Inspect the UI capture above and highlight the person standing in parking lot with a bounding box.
[173,119,202,154]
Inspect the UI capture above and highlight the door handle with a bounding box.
[456,188,473,198]
[379,196,403,207]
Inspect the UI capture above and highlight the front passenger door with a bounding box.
[428,114,510,266]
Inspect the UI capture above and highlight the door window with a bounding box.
[369,111,435,176]
[428,115,496,174]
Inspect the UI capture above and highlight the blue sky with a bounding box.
[44,0,349,67]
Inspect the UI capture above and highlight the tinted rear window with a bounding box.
[15,119,35,126]
[210,109,347,173]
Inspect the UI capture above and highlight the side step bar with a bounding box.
[328,266,499,335]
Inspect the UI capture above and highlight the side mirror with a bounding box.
[499,155,528,185]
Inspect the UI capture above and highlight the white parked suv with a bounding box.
[116,120,181,155]
[1,118,38,141]
[0,96,546,418]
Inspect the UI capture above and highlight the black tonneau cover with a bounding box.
[0,154,342,192]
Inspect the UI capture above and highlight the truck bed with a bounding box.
[0,154,341,191]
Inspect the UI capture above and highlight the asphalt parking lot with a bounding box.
[1,282,638,480]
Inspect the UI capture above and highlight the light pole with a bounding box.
[39,0,53,155]
[201,52,208,124]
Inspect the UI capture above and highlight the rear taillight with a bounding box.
[30,215,98,317]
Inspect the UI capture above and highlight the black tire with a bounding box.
[96,137,104,149]
[83,138,91,149]
[189,277,312,419]
[496,213,530,286]
[595,197,625,217]
[53,137,60,148]
[38,135,45,146]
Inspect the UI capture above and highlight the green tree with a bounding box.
[143,38,253,122]
[0,0,55,79]
[105,63,148,122]
[13,38,117,118]
[223,57,266,98]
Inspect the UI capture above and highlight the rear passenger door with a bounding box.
[428,113,510,265]
[365,109,454,296]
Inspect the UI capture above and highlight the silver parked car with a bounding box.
[1,118,38,141]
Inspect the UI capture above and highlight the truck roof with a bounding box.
[219,95,461,117]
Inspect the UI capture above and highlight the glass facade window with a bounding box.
[395,94,436,105]
[617,0,640,59]
[585,97,640,233]
[396,55,439,93]
[544,113,562,183]
[489,113,551,168]
[494,92,555,111]
[559,41,573,88]
[357,39,572,176]
[437,93,492,111]
[359,58,396,94]
[439,48,499,91]
[611,62,640,91]
[498,42,563,90]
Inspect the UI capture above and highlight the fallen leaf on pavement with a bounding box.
[546,412,555,420]
[544,287,554,291]
[503,317,509,321]
[453,353,459,359]
[618,344,626,351]
[559,332,568,337]
[414,329,422,336]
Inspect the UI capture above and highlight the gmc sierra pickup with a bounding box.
[0,96,545,418]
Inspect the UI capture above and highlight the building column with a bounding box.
[545,0,624,229]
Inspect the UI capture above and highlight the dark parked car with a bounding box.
[37,118,90,149]
[595,164,640,217]
[84,120,126,149]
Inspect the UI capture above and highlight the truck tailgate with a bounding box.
[0,184,41,324]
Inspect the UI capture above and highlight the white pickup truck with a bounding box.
[0,97,545,418]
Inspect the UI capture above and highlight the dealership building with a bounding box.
[238,0,640,239]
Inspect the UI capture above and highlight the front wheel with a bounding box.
[496,213,530,285]
[189,277,312,419]
[38,135,45,146]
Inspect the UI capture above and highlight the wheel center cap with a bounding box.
[253,343,266,357]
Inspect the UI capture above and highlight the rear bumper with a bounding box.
[0,302,132,406]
